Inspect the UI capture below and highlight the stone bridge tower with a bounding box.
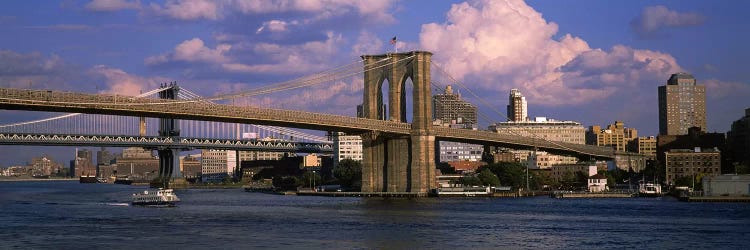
[360,51,436,193]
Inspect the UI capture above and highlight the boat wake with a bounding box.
[105,203,130,207]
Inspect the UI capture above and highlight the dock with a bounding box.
[679,196,750,202]
[296,191,430,198]
[552,192,634,198]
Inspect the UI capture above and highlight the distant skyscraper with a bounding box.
[507,89,527,122]
[432,85,478,126]
[658,73,706,135]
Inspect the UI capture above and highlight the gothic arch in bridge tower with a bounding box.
[360,51,436,193]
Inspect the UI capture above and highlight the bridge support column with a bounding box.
[156,82,181,188]
[361,51,435,193]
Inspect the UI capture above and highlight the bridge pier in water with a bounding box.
[360,51,436,193]
[156,82,182,188]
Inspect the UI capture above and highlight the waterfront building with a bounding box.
[665,148,721,185]
[507,88,528,122]
[115,147,159,179]
[432,85,478,126]
[658,73,706,135]
[98,164,116,178]
[31,156,61,176]
[586,121,638,152]
[630,136,657,158]
[657,127,726,175]
[180,155,201,179]
[702,175,750,196]
[74,149,96,177]
[438,141,483,162]
[301,154,322,171]
[490,117,585,168]
[588,174,608,192]
[332,132,363,168]
[201,149,237,182]
[727,108,750,170]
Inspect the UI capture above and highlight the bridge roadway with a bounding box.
[0,88,615,159]
[0,133,333,153]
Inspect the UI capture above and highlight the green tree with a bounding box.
[477,169,501,187]
[482,162,525,189]
[333,159,362,190]
[272,176,300,191]
[460,175,481,186]
[300,171,322,189]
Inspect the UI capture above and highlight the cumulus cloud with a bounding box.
[147,31,344,76]
[419,0,682,106]
[145,38,231,65]
[255,20,295,34]
[149,0,221,20]
[89,65,168,96]
[630,5,705,38]
[85,0,141,12]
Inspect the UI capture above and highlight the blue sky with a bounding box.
[1,0,749,166]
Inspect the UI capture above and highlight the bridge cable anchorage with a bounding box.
[432,62,601,156]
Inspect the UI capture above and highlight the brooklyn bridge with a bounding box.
[0,51,617,194]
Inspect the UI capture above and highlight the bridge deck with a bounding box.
[0,88,615,158]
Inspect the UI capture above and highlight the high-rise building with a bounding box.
[727,108,750,170]
[332,132,363,167]
[586,121,638,152]
[432,85,478,126]
[658,73,706,135]
[74,149,95,177]
[507,88,527,122]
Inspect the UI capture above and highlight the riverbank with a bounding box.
[0,178,75,182]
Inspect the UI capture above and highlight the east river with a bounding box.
[1,181,748,249]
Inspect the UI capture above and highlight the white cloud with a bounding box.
[630,5,705,38]
[89,65,167,96]
[85,0,141,12]
[145,38,231,65]
[255,20,295,34]
[149,0,221,20]
[419,0,682,106]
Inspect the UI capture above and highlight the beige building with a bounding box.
[432,85,478,126]
[201,149,237,182]
[630,136,657,158]
[507,88,527,122]
[587,121,638,152]
[658,73,706,135]
[491,117,585,168]
[665,148,721,185]
[237,137,289,162]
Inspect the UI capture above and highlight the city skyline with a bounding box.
[1,0,749,165]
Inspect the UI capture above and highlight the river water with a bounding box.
[0,181,748,249]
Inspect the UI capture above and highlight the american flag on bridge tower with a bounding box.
[390,36,397,45]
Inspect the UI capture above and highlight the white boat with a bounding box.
[638,182,663,197]
[132,188,180,206]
